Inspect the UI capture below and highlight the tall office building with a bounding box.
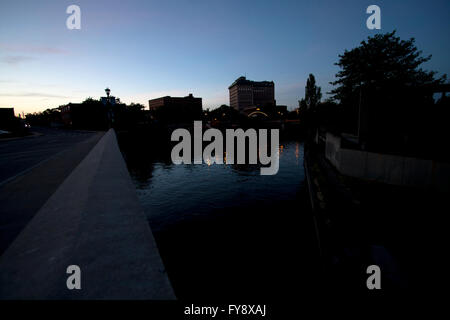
[228,76,275,112]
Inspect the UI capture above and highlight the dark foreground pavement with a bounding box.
[0,128,104,255]
[0,129,174,299]
[0,127,100,185]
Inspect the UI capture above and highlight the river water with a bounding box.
[119,136,321,299]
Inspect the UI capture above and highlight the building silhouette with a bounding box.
[148,93,202,123]
[0,108,16,130]
[59,88,125,129]
[228,76,275,112]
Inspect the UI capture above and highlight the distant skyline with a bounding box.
[1,0,449,114]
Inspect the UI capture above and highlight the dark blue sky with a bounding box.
[1,0,449,113]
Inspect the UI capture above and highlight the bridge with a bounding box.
[0,128,174,299]
[247,110,270,118]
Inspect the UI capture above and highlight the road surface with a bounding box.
[0,127,99,185]
[0,127,104,255]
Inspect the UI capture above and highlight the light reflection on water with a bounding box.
[128,141,306,231]
[120,137,319,298]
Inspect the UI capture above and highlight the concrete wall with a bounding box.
[325,132,450,192]
[0,129,175,299]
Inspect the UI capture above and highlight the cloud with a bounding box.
[0,44,68,55]
[0,92,69,98]
[0,44,69,65]
[1,55,35,65]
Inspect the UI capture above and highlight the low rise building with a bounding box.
[0,108,16,130]
[149,93,202,122]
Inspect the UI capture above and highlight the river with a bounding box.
[119,135,321,299]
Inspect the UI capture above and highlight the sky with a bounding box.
[0,0,449,115]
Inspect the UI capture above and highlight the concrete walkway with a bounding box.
[0,129,175,299]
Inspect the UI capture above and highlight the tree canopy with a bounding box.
[326,30,449,156]
[299,74,322,111]
[330,30,446,104]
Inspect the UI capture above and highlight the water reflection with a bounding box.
[121,140,305,228]
[118,135,318,299]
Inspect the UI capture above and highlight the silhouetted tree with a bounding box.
[209,105,239,122]
[298,74,323,143]
[329,30,447,152]
[330,31,446,103]
[304,74,322,109]
[299,73,322,115]
[25,108,61,127]
[83,97,97,103]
